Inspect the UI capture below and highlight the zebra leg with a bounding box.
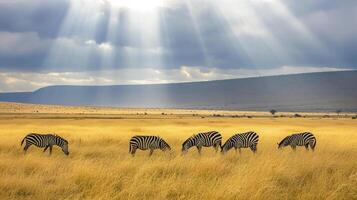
[149,148,154,156]
[291,145,296,151]
[197,146,202,155]
[305,144,309,151]
[234,146,237,154]
[23,143,31,154]
[238,148,241,154]
[131,147,137,157]
[43,145,49,152]
[49,145,53,155]
[214,144,219,153]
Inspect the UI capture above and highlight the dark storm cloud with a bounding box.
[0,0,356,73]
[0,0,69,38]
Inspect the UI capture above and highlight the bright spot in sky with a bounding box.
[103,0,166,12]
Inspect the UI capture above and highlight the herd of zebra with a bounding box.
[20,131,317,156]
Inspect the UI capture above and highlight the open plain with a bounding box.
[0,102,356,199]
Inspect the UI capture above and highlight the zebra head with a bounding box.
[159,138,171,151]
[181,135,195,153]
[62,141,69,155]
[55,135,69,155]
[277,136,290,149]
[221,140,232,154]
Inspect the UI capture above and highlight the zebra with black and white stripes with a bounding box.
[278,132,316,151]
[129,135,171,156]
[21,133,69,155]
[181,131,222,154]
[221,131,259,154]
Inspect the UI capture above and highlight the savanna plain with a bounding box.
[0,102,356,200]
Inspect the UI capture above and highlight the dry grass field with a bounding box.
[0,102,356,199]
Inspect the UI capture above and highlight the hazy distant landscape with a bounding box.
[1,71,356,112]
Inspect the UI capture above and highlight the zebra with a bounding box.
[182,131,222,154]
[129,135,171,156]
[20,133,69,155]
[221,131,259,154]
[277,132,316,151]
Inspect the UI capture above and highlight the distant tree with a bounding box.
[336,109,342,116]
[270,109,277,116]
[294,113,302,117]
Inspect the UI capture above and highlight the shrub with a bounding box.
[270,109,277,115]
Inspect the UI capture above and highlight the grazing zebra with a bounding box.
[278,132,316,151]
[129,135,171,156]
[221,131,259,154]
[20,133,69,155]
[182,131,222,154]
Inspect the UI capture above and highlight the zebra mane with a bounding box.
[278,135,291,146]
[182,137,191,146]
[183,134,196,146]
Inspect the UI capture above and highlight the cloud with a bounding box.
[0,0,356,73]
[0,66,351,92]
[0,0,356,91]
[0,0,69,38]
[0,31,49,56]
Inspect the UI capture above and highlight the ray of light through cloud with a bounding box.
[43,0,106,72]
[0,0,355,92]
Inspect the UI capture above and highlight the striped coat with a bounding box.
[21,133,69,155]
[221,131,259,154]
[278,132,316,151]
[182,131,222,154]
[129,135,171,156]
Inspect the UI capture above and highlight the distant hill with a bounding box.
[0,71,356,112]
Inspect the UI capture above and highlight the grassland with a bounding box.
[0,102,356,199]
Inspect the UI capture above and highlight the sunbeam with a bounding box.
[102,0,165,12]
[43,0,106,72]
[210,0,287,75]
[1,0,353,93]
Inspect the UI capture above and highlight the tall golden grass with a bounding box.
[0,109,356,199]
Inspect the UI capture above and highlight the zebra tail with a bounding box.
[129,143,132,153]
[20,137,26,146]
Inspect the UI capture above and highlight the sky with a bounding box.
[0,0,356,92]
